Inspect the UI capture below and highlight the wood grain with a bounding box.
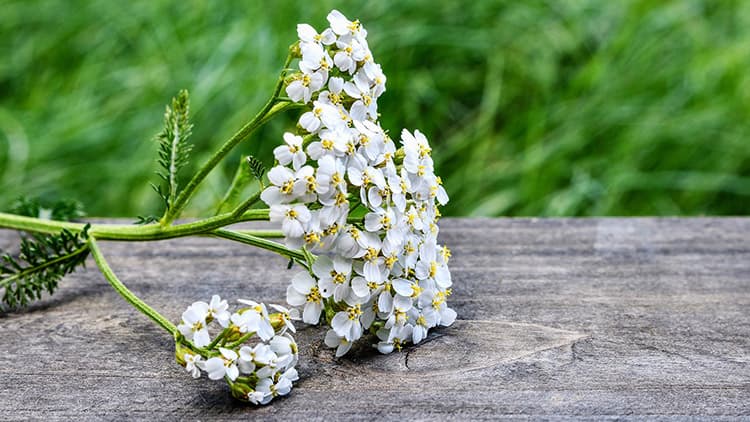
[1,218,748,420]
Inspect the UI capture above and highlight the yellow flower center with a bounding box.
[428,261,437,278]
[347,304,362,320]
[335,192,348,206]
[441,246,451,261]
[281,180,294,195]
[307,286,322,303]
[306,176,317,192]
[304,232,320,245]
[331,172,342,184]
[364,247,379,262]
[331,271,347,284]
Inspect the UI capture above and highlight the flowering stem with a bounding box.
[88,236,177,336]
[162,100,292,226]
[224,332,255,349]
[206,327,230,350]
[211,228,309,263]
[161,52,296,226]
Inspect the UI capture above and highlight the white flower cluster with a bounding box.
[176,295,299,405]
[262,10,456,356]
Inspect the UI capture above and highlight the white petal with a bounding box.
[303,301,322,324]
[286,284,307,306]
[324,329,341,348]
[350,276,369,297]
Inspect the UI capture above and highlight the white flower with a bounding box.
[333,36,366,75]
[327,9,367,40]
[297,23,336,46]
[286,271,323,324]
[299,101,337,134]
[408,307,438,344]
[255,369,295,403]
[345,73,379,121]
[247,389,271,405]
[356,232,385,283]
[324,329,352,357]
[335,225,365,258]
[415,240,452,289]
[313,255,358,302]
[231,300,275,341]
[299,42,333,77]
[331,302,364,341]
[204,347,239,381]
[274,132,307,170]
[238,343,275,374]
[269,333,298,369]
[376,324,413,354]
[178,302,211,347]
[183,352,204,379]
[269,304,296,333]
[318,76,347,109]
[270,204,312,239]
[207,295,230,328]
[261,165,297,205]
[286,69,326,103]
[352,119,385,161]
[292,165,328,201]
[268,10,455,358]
[418,288,457,327]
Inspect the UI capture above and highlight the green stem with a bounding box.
[230,229,283,238]
[88,236,177,336]
[0,244,90,290]
[211,228,307,262]
[224,332,255,349]
[164,51,295,225]
[162,100,292,225]
[214,156,252,216]
[206,327,230,350]
[0,210,271,240]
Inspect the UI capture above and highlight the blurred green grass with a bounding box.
[1,0,748,217]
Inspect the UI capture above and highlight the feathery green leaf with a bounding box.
[154,89,193,213]
[1,225,90,310]
[246,155,266,182]
[9,196,86,221]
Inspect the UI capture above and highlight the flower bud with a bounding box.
[289,40,302,59]
[175,342,193,366]
[229,378,255,402]
[222,324,244,343]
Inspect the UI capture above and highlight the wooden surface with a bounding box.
[1,218,749,420]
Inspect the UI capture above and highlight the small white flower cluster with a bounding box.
[176,295,299,405]
[263,10,456,357]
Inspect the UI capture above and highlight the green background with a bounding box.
[1,0,748,217]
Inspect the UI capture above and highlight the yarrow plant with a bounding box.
[0,10,454,404]
[176,296,299,404]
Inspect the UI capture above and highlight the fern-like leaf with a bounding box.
[246,155,266,181]
[8,197,86,221]
[134,215,159,225]
[1,226,91,310]
[155,89,193,212]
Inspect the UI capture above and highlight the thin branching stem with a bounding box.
[88,236,177,336]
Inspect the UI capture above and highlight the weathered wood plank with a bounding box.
[0,218,748,420]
